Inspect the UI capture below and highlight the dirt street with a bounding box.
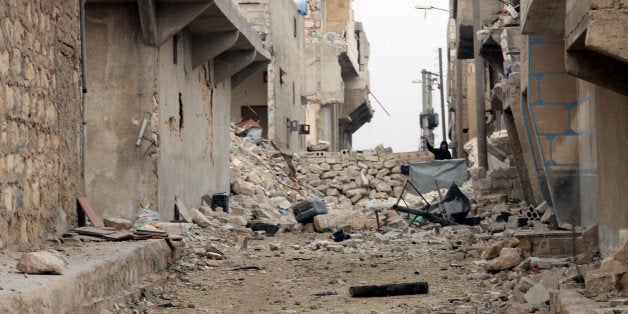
[125,226,517,313]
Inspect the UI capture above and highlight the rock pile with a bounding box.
[294,145,405,203]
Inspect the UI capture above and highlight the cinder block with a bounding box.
[533,105,570,134]
[539,74,577,103]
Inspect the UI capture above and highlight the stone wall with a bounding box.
[0,1,82,247]
[295,145,404,203]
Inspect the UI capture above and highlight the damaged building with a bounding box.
[84,0,270,222]
[447,0,628,256]
[234,0,308,150]
[303,0,373,151]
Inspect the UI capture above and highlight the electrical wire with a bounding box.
[367,89,391,117]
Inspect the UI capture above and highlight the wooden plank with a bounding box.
[103,230,134,241]
[75,226,116,237]
[77,196,104,227]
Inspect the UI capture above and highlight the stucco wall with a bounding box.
[267,0,306,150]
[594,86,628,256]
[85,3,159,221]
[157,32,223,221]
[0,1,82,247]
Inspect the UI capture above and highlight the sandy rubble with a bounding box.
[100,134,627,313]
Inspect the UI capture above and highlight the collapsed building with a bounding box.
[447,0,628,256]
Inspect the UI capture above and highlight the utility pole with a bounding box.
[473,0,488,170]
[438,48,446,144]
[456,59,465,159]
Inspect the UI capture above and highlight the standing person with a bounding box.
[424,137,452,160]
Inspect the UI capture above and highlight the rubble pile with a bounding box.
[294,144,405,203]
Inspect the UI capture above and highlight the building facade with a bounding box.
[235,0,308,151]
[0,1,83,247]
[448,0,628,256]
[303,0,372,151]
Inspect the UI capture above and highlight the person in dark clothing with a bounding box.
[424,137,452,160]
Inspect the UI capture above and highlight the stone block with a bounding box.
[484,247,521,271]
[375,168,390,179]
[375,182,392,193]
[524,282,550,305]
[103,218,133,230]
[16,251,66,275]
[383,159,397,168]
[482,237,520,260]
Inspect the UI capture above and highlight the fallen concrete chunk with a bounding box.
[482,237,520,260]
[158,222,198,235]
[524,283,550,305]
[485,247,521,271]
[190,207,211,228]
[16,251,66,275]
[103,218,133,230]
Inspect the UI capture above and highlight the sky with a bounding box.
[351,0,450,152]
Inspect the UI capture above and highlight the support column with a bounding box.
[473,0,488,169]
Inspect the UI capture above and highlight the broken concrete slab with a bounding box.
[103,218,133,230]
[190,207,211,228]
[16,251,67,275]
[524,282,551,305]
[482,237,520,260]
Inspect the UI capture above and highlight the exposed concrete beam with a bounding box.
[137,0,158,46]
[566,50,628,95]
[191,30,240,68]
[520,0,565,35]
[231,60,270,89]
[214,50,257,84]
[156,1,212,46]
[565,11,628,95]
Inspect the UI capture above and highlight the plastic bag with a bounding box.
[133,206,159,229]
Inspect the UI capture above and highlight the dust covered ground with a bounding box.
[122,225,528,313]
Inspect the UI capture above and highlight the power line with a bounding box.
[367,89,391,117]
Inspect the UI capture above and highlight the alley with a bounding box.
[1,0,627,313]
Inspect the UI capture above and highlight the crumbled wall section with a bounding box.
[0,2,82,247]
[296,145,404,203]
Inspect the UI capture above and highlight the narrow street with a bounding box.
[126,231,507,313]
[1,0,627,313]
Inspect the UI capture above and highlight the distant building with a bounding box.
[303,0,373,151]
[235,0,308,150]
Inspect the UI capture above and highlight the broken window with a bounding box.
[173,34,179,65]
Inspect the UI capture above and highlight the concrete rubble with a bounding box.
[1,130,624,312]
[93,132,622,312]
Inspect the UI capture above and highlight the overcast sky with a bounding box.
[351,0,450,152]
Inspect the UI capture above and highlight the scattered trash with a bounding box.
[312,291,338,296]
[133,206,160,229]
[331,229,351,242]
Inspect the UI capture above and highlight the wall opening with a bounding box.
[178,92,184,131]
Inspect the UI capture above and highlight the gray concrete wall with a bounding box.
[267,0,307,150]
[85,3,159,221]
[0,1,82,247]
[237,0,306,150]
[157,31,225,221]
[594,85,628,256]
